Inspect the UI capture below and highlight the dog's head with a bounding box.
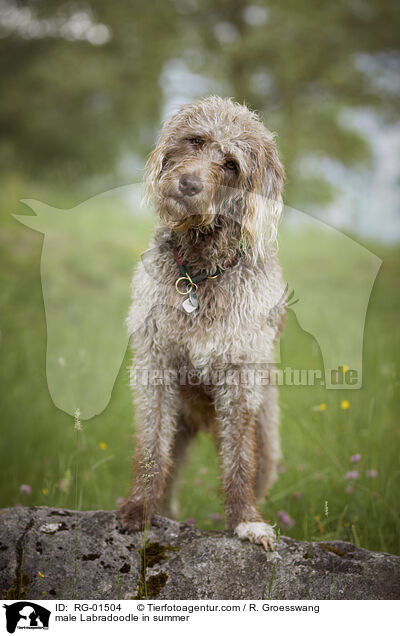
[145,96,285,257]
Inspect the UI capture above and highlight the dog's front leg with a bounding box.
[215,385,276,551]
[119,380,180,532]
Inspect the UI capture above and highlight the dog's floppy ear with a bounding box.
[245,132,285,258]
[261,137,285,204]
[144,141,165,204]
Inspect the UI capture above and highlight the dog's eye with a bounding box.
[189,137,203,147]
[224,160,238,171]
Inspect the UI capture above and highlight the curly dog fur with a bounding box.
[119,96,286,550]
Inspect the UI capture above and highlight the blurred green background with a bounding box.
[0,0,399,555]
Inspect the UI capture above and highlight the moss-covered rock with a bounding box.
[0,507,399,600]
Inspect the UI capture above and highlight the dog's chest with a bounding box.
[173,285,275,367]
[160,286,240,365]
[186,327,231,367]
[129,257,282,367]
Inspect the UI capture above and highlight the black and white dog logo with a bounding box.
[3,602,50,633]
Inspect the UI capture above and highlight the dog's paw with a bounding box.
[117,499,146,533]
[234,521,276,552]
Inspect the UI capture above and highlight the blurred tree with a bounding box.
[0,0,399,206]
[181,0,400,206]
[0,0,181,186]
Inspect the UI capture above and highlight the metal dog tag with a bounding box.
[182,290,199,313]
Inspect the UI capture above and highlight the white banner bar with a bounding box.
[2,599,398,635]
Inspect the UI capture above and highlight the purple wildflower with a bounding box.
[277,510,295,528]
[345,485,354,494]
[186,518,195,525]
[350,454,361,463]
[211,513,222,522]
[19,484,32,495]
[345,470,358,480]
[366,469,378,479]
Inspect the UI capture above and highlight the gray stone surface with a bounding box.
[0,507,399,600]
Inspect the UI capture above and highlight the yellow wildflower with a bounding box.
[99,441,107,451]
[42,488,48,496]
[341,400,350,410]
[38,571,45,578]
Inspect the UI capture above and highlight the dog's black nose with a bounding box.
[179,173,203,197]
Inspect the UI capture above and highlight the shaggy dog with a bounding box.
[119,96,286,550]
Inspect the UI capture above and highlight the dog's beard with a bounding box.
[158,193,215,233]
[156,178,251,239]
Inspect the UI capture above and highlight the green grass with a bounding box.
[1,182,399,555]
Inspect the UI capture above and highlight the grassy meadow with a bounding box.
[1,183,399,555]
